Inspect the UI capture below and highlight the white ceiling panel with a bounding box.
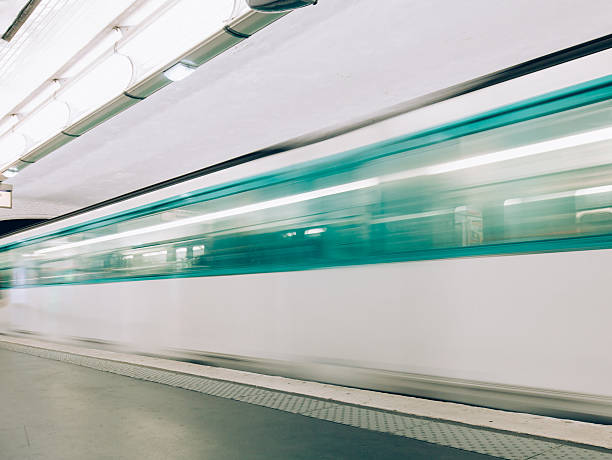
[2,0,612,220]
[0,0,137,116]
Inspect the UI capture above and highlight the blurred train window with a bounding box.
[577,208,612,233]
[1,78,612,286]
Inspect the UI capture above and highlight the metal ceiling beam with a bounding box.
[1,0,42,42]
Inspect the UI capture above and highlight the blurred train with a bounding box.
[1,46,612,423]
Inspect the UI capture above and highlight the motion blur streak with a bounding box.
[383,124,612,182]
[2,74,612,423]
[34,177,379,255]
[30,124,612,256]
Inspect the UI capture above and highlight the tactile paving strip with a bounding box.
[307,404,425,433]
[530,446,612,459]
[398,421,560,460]
[2,341,611,460]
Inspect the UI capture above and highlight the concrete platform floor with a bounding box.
[0,348,495,460]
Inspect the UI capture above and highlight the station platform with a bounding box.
[1,338,611,460]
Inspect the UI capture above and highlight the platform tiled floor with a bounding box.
[0,348,495,460]
[1,345,611,460]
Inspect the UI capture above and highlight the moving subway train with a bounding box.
[1,50,612,422]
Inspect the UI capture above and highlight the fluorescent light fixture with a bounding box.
[3,168,18,178]
[384,126,612,183]
[59,54,133,121]
[0,132,26,169]
[0,0,283,173]
[19,80,61,114]
[229,0,250,19]
[60,27,123,79]
[0,114,20,136]
[163,62,196,82]
[34,178,379,255]
[16,100,70,144]
[120,0,171,26]
[0,0,294,176]
[119,0,232,81]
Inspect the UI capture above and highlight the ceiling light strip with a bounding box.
[0,2,300,177]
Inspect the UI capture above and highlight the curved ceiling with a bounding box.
[3,0,612,220]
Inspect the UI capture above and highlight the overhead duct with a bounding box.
[129,8,287,98]
[0,2,314,179]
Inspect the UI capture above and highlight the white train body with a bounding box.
[1,49,611,421]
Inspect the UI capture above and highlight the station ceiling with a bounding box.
[1,0,611,221]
